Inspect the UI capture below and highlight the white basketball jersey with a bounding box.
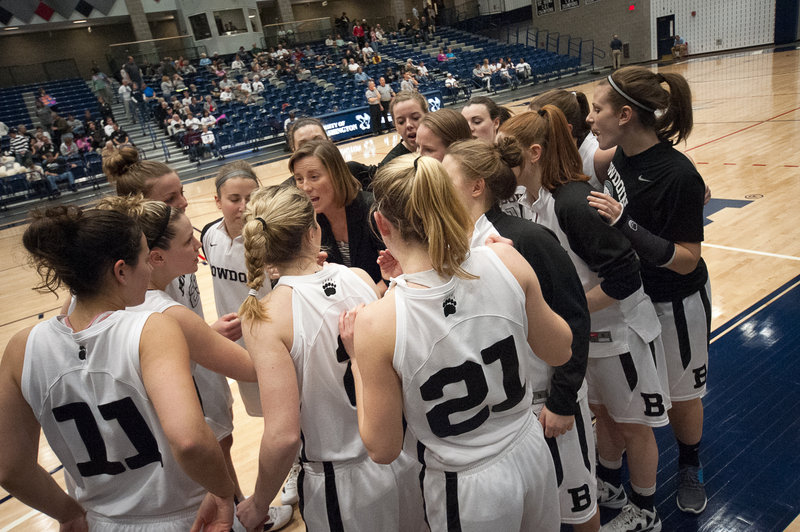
[21,312,205,520]
[393,246,540,471]
[164,273,203,318]
[202,219,269,416]
[129,289,234,439]
[277,263,377,463]
[505,186,660,357]
[579,133,602,190]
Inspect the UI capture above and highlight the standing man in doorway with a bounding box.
[610,34,623,70]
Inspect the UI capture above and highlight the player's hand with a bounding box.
[235,495,269,531]
[191,493,235,532]
[587,190,623,225]
[58,508,88,532]
[377,249,402,280]
[338,304,365,358]
[703,184,711,205]
[211,312,242,342]
[485,234,513,247]
[538,406,574,438]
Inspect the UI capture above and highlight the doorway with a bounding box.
[656,14,675,59]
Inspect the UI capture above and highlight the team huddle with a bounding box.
[0,66,710,532]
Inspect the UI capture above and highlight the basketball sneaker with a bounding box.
[676,464,707,514]
[600,503,661,532]
[281,462,301,505]
[597,478,628,509]
[263,504,293,531]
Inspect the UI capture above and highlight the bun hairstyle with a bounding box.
[23,205,142,298]
[372,154,475,279]
[289,138,361,207]
[529,89,591,145]
[96,195,180,251]
[465,96,513,127]
[419,108,472,148]
[500,106,589,192]
[446,137,522,203]
[239,186,317,323]
[603,66,693,144]
[102,145,174,197]
[214,160,260,195]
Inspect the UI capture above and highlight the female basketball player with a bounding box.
[0,206,236,531]
[500,108,670,532]
[235,186,424,531]
[586,66,711,517]
[415,108,471,161]
[442,138,599,530]
[103,148,291,529]
[529,90,614,189]
[381,90,429,165]
[290,139,385,289]
[347,153,572,531]
[460,96,512,142]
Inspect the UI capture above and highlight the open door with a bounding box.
[656,14,675,60]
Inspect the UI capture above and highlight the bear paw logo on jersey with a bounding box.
[322,279,337,297]
[442,297,457,317]
[355,113,371,131]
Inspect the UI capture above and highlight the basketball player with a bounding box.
[460,96,512,142]
[381,90,428,165]
[442,138,599,530]
[0,206,236,531]
[235,186,425,531]
[586,66,711,517]
[500,108,670,532]
[346,154,573,531]
[414,108,471,161]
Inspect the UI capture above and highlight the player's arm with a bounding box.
[351,296,404,464]
[0,327,88,528]
[140,313,236,500]
[164,305,256,382]
[488,243,572,367]
[238,289,300,529]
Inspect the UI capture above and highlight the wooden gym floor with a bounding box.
[1,46,799,530]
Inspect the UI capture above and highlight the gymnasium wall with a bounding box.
[650,0,776,58]
[530,0,652,66]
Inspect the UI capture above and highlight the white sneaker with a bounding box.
[263,504,293,531]
[597,478,628,509]
[600,503,661,532]
[281,462,301,505]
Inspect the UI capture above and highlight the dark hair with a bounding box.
[465,96,512,126]
[287,116,328,152]
[23,206,142,298]
[603,66,693,144]
[500,107,589,192]
[446,137,522,203]
[529,89,590,146]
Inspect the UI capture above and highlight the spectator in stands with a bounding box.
[97,95,114,124]
[172,73,187,93]
[353,20,366,48]
[672,35,687,59]
[38,87,58,111]
[397,18,407,34]
[0,121,7,137]
[91,68,113,104]
[9,129,33,166]
[446,46,455,60]
[516,58,531,80]
[385,66,398,84]
[499,60,519,89]
[231,55,245,73]
[66,114,84,137]
[34,126,51,141]
[326,35,336,49]
[167,113,184,141]
[481,58,493,76]
[354,66,369,84]
[220,87,234,102]
[51,112,71,147]
[184,111,201,131]
[437,48,448,62]
[345,58,359,75]
[42,151,77,194]
[445,72,471,103]
[362,43,377,64]
[86,121,105,151]
[160,56,177,77]
[118,79,134,122]
[473,63,491,91]
[199,52,212,68]
[60,134,79,157]
[103,118,116,138]
[610,34,623,69]
[376,77,395,132]
[417,61,429,79]
[400,71,418,92]
[204,95,217,114]
[200,126,222,160]
[142,82,154,101]
[189,96,204,116]
[123,55,143,86]
[75,134,92,153]
[161,75,174,99]
[32,132,56,163]
[110,123,132,148]
[335,34,347,48]
[82,109,96,130]
[35,101,53,134]
[200,110,216,129]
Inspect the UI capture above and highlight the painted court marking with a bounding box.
[702,242,800,262]
[686,106,800,152]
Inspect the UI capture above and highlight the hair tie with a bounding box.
[656,73,666,83]
[149,205,171,249]
[607,75,656,113]
[256,217,267,231]
[537,108,547,117]
[248,288,260,297]
[413,155,421,171]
